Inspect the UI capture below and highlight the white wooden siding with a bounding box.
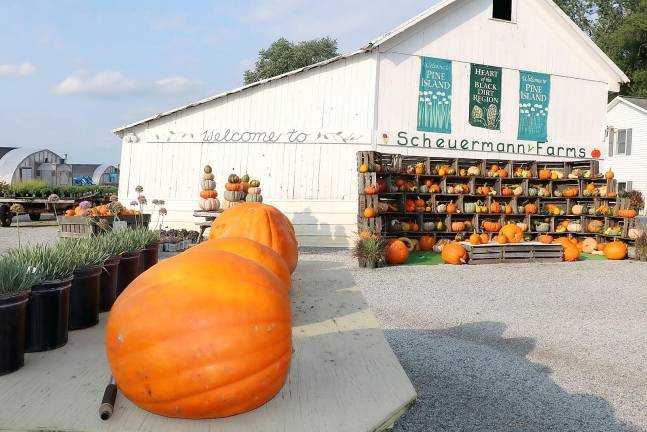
[601,101,647,213]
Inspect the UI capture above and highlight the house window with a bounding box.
[617,129,627,154]
[493,0,513,21]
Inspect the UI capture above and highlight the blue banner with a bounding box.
[417,57,452,134]
[518,71,551,142]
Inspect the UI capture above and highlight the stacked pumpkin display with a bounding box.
[223,173,246,209]
[246,179,263,202]
[106,202,298,419]
[199,165,220,211]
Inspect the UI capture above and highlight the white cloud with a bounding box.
[0,62,36,77]
[53,71,203,97]
[154,77,203,94]
[53,71,136,96]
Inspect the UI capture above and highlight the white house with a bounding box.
[601,96,647,213]
[113,0,628,247]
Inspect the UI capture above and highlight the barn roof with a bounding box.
[609,96,647,116]
[113,0,630,135]
[0,148,51,183]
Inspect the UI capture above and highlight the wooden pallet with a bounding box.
[463,241,563,265]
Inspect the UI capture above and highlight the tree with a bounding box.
[244,37,339,85]
[553,0,596,34]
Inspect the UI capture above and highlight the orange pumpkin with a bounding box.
[65,209,76,216]
[597,242,607,251]
[419,235,436,251]
[479,233,490,244]
[359,164,369,173]
[619,208,637,218]
[441,242,468,265]
[483,220,502,232]
[105,251,292,419]
[497,169,508,178]
[524,203,538,214]
[415,198,426,208]
[539,167,551,180]
[364,186,379,195]
[200,190,218,199]
[208,203,298,273]
[451,221,466,232]
[363,208,377,218]
[495,234,508,244]
[469,233,481,245]
[385,240,409,265]
[446,201,458,214]
[500,224,523,243]
[501,187,514,196]
[563,244,580,262]
[225,182,242,191]
[603,240,627,260]
[538,234,553,244]
[179,238,291,291]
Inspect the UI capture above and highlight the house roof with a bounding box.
[113,0,629,135]
[609,96,647,116]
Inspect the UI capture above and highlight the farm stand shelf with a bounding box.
[357,151,636,244]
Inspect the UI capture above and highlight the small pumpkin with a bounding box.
[605,169,614,180]
[199,198,221,211]
[364,186,379,195]
[483,220,502,233]
[467,166,480,176]
[65,209,76,216]
[490,201,502,214]
[446,201,458,214]
[451,221,466,232]
[363,208,377,218]
[513,186,524,196]
[538,234,553,244]
[619,208,637,218]
[202,173,215,181]
[441,242,468,265]
[563,244,581,262]
[225,182,243,192]
[201,179,217,190]
[524,203,538,214]
[464,202,477,213]
[203,165,213,174]
[359,164,369,173]
[419,235,436,251]
[247,187,262,195]
[246,193,263,203]
[479,233,490,244]
[539,167,551,180]
[228,174,241,183]
[250,179,261,188]
[385,240,410,265]
[571,204,584,216]
[223,190,246,202]
[495,234,508,244]
[469,233,481,245]
[200,190,218,199]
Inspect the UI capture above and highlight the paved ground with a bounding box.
[3,227,646,431]
[0,215,59,253]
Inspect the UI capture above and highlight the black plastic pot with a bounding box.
[0,292,29,375]
[140,241,159,273]
[26,277,72,352]
[100,256,121,312]
[69,266,101,330]
[117,250,141,296]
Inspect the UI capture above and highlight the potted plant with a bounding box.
[95,233,122,312]
[134,228,161,272]
[5,244,76,352]
[115,229,143,297]
[66,238,112,330]
[0,255,40,374]
[353,235,387,269]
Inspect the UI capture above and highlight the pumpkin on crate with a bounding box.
[209,203,298,272]
[587,219,604,233]
[581,237,598,254]
[385,240,410,265]
[619,208,637,218]
[538,234,554,244]
[479,233,490,244]
[469,233,481,245]
[482,220,502,233]
[446,201,458,214]
[363,208,377,218]
[539,167,551,180]
[500,224,524,243]
[200,190,218,199]
[441,242,468,265]
[451,221,466,232]
[105,250,292,419]
[495,234,508,244]
[524,203,538,215]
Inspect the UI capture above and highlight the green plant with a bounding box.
[3,244,76,283]
[61,238,113,270]
[0,256,40,298]
[352,236,387,263]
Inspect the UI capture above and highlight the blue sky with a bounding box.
[0,0,435,164]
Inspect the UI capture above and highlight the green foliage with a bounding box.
[555,0,647,96]
[352,236,387,262]
[3,244,76,283]
[1,183,117,199]
[0,256,40,298]
[244,37,339,84]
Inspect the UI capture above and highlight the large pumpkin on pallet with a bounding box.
[441,242,468,265]
[105,251,292,419]
[180,237,291,291]
[209,203,298,272]
[604,240,627,260]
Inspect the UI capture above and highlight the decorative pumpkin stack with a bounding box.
[246,179,263,202]
[106,202,298,419]
[223,173,246,209]
[199,165,220,211]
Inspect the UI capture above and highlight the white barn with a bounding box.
[601,96,647,214]
[113,0,628,247]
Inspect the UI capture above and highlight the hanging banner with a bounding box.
[518,71,551,142]
[417,57,452,133]
[468,63,502,130]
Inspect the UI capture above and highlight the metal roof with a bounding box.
[0,148,61,183]
[113,0,630,135]
[609,96,647,116]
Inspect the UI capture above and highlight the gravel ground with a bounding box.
[300,249,647,432]
[0,215,59,253]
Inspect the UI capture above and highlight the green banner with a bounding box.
[417,57,452,133]
[469,63,502,130]
[518,71,551,142]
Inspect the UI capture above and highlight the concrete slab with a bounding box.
[0,258,416,432]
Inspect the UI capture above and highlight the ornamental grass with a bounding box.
[0,255,40,298]
[2,243,75,285]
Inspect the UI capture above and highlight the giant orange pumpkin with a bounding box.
[209,203,298,272]
[500,224,524,243]
[385,240,409,265]
[106,251,292,419]
[563,244,580,262]
[179,238,291,291]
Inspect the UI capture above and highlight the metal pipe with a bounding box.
[99,377,117,421]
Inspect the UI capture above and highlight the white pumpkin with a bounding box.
[513,186,524,196]
[222,199,242,209]
[581,237,598,253]
[436,204,447,213]
[199,197,220,211]
[467,166,480,176]
[516,222,528,232]
[629,228,645,240]
[571,204,584,216]
[247,187,262,194]
[567,223,582,233]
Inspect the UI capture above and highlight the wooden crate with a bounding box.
[358,173,377,195]
[463,241,563,265]
[358,216,383,235]
[58,214,151,238]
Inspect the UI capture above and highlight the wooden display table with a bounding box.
[0,259,416,431]
[463,241,563,265]
[193,210,223,242]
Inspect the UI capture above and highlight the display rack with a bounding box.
[357,151,637,244]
